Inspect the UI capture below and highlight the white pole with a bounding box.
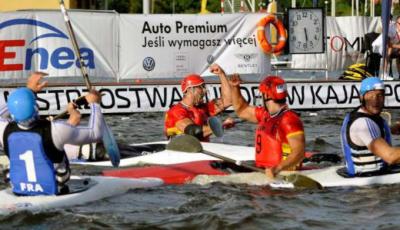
[291,0,296,8]
[143,0,150,14]
[364,0,367,15]
[351,0,354,16]
[356,0,359,16]
[331,0,336,16]
[371,0,375,17]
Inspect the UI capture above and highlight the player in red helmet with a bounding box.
[229,74,305,180]
[164,64,234,141]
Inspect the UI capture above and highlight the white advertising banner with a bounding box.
[119,13,271,79]
[0,11,118,80]
[0,80,398,115]
[292,16,381,71]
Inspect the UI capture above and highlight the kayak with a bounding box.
[194,166,400,188]
[0,155,7,168]
[103,160,400,188]
[0,175,163,215]
[103,160,242,184]
[270,165,400,188]
[72,141,255,167]
[69,141,338,168]
[103,160,318,185]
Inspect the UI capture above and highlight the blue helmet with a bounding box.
[360,77,385,96]
[7,88,37,122]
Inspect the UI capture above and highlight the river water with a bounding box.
[1,109,400,229]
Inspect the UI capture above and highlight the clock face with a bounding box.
[288,8,325,54]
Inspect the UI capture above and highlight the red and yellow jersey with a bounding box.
[164,101,216,141]
[254,106,304,168]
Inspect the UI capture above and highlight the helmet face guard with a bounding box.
[7,88,37,123]
[181,74,205,93]
[259,76,287,101]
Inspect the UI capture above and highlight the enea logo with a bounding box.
[0,19,95,71]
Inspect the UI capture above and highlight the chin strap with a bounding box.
[360,95,366,107]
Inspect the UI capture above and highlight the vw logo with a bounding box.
[207,55,214,65]
[143,57,155,71]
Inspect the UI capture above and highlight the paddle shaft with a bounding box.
[202,150,264,173]
[59,0,120,167]
[59,0,91,90]
[52,95,87,120]
[204,149,322,188]
[54,0,91,119]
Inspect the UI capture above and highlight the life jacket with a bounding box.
[3,120,67,195]
[164,102,213,141]
[340,110,391,177]
[255,108,302,168]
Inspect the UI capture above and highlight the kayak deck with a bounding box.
[103,160,253,184]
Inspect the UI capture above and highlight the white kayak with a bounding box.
[0,175,163,215]
[192,165,400,188]
[71,141,255,167]
[270,166,400,188]
[0,155,8,168]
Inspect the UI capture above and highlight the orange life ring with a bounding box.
[256,15,287,54]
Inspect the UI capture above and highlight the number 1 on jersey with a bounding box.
[19,150,37,182]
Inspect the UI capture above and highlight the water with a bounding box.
[1,110,400,229]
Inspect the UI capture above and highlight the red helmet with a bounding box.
[181,74,205,93]
[259,76,287,100]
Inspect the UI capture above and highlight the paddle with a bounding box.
[208,116,245,138]
[59,0,120,167]
[208,116,224,138]
[166,134,322,189]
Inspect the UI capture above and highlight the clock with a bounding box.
[287,8,325,54]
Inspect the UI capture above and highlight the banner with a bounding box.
[291,16,381,71]
[0,11,383,78]
[119,14,270,79]
[0,80,398,115]
[0,11,118,80]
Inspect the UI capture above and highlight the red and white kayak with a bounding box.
[103,160,400,188]
[103,160,238,184]
[103,160,319,185]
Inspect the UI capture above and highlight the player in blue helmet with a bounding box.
[340,77,400,177]
[7,87,38,125]
[359,77,385,96]
[0,72,105,196]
